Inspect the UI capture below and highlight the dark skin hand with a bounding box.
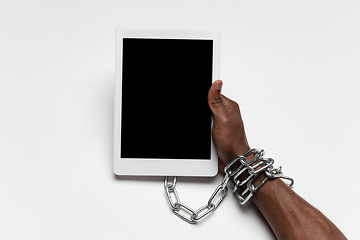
[207,80,251,167]
[207,80,347,240]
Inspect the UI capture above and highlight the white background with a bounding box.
[1,0,359,239]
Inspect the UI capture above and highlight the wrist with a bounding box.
[228,148,294,205]
[233,146,252,163]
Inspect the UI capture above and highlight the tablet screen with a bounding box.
[121,38,213,160]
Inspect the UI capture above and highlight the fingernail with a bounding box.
[215,81,223,91]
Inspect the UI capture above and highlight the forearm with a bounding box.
[208,81,346,239]
[252,178,347,240]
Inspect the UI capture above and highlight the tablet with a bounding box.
[113,28,220,176]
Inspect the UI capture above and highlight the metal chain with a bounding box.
[232,149,294,205]
[164,175,229,224]
[164,149,294,224]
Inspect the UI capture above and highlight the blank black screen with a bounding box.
[121,38,213,159]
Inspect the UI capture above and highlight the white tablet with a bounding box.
[113,28,220,176]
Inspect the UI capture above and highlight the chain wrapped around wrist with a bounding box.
[164,148,294,224]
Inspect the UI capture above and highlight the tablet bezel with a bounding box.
[113,28,220,176]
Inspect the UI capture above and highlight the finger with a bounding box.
[208,80,229,117]
[221,94,241,115]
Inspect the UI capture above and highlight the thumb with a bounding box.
[208,80,228,117]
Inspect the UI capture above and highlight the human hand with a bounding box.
[208,80,251,171]
[208,82,347,240]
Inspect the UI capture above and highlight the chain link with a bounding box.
[164,149,294,223]
[164,174,230,224]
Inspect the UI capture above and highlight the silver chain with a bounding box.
[164,175,228,224]
[164,149,294,224]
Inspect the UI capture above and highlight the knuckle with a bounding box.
[210,96,223,105]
